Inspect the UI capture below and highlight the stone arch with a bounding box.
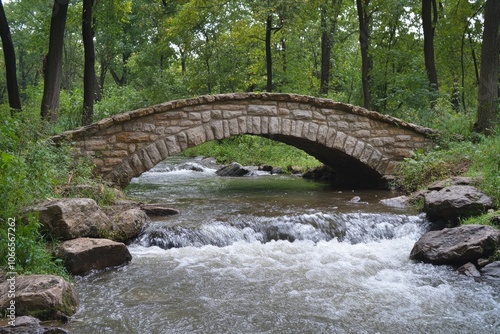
[52,93,436,188]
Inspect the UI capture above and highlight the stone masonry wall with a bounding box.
[52,93,436,187]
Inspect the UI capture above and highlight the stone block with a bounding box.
[343,136,357,155]
[333,131,347,149]
[291,109,312,120]
[247,104,277,115]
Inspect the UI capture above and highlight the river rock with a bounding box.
[111,208,150,242]
[0,275,78,321]
[140,204,180,216]
[423,185,494,224]
[32,198,112,240]
[216,163,250,177]
[379,195,410,208]
[410,224,500,265]
[0,316,68,334]
[55,238,132,275]
[480,261,500,280]
[457,262,481,277]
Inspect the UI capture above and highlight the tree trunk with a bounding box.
[475,0,500,135]
[82,0,95,126]
[319,6,331,96]
[0,0,22,112]
[319,0,341,96]
[265,14,273,92]
[422,0,439,94]
[356,0,371,109]
[41,0,70,122]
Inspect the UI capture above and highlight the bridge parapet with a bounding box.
[52,93,437,188]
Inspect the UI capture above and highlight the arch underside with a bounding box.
[261,134,387,189]
[108,128,389,189]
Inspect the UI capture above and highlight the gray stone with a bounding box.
[379,195,410,208]
[0,275,78,321]
[111,208,150,243]
[0,316,69,334]
[457,262,481,277]
[140,204,179,217]
[410,224,500,265]
[32,198,112,240]
[423,185,494,224]
[55,238,132,276]
[216,162,250,177]
[480,261,500,280]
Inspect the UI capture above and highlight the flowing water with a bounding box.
[66,157,500,334]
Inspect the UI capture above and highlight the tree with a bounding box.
[356,0,372,109]
[0,0,21,112]
[422,0,439,101]
[319,0,342,96]
[40,0,70,122]
[82,0,95,125]
[475,0,500,134]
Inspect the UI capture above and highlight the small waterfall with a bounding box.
[135,212,429,249]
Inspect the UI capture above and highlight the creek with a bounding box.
[66,157,500,333]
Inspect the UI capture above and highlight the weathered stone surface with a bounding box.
[32,198,112,240]
[379,195,410,208]
[0,316,69,334]
[140,204,180,217]
[457,262,481,277]
[216,163,250,177]
[410,224,500,265]
[0,275,78,321]
[480,261,500,280]
[423,186,494,223]
[55,238,132,275]
[111,208,150,243]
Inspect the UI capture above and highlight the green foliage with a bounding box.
[397,130,500,208]
[181,135,322,172]
[0,107,108,276]
[461,210,500,227]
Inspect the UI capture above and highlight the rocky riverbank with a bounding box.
[0,191,178,332]
[1,170,498,331]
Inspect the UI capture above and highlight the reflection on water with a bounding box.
[65,157,500,333]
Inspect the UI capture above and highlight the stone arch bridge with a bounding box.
[52,93,436,188]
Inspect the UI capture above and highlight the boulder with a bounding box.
[140,204,180,217]
[216,163,250,177]
[55,238,132,276]
[0,316,68,334]
[423,185,494,224]
[410,224,500,265]
[0,275,78,321]
[379,195,410,208]
[32,198,112,240]
[111,208,150,242]
[480,261,500,280]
